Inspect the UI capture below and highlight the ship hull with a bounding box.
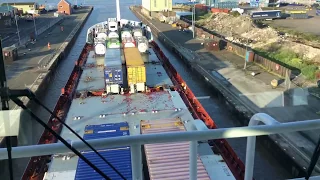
[21,39,245,179]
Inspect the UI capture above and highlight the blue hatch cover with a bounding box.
[74,122,132,180]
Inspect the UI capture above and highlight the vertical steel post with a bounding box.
[131,144,142,180]
[33,15,37,37]
[192,5,195,38]
[190,141,197,180]
[245,113,280,180]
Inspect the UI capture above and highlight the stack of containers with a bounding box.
[106,38,121,49]
[122,36,136,48]
[96,33,107,41]
[121,29,132,41]
[135,36,148,53]
[94,42,106,56]
[107,30,119,39]
[74,122,132,179]
[195,4,208,14]
[213,0,238,9]
[288,10,308,19]
[211,8,230,13]
[132,28,143,38]
[104,48,123,94]
[124,47,146,93]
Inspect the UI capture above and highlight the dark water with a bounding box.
[4,0,291,179]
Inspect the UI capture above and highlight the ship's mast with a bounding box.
[116,0,121,22]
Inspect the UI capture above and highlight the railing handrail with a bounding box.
[1,114,320,179]
[1,116,320,159]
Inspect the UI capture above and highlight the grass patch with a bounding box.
[229,11,240,17]
[256,44,319,80]
[184,12,211,21]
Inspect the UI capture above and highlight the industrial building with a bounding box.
[3,2,38,14]
[141,0,173,16]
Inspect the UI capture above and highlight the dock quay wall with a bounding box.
[16,7,93,109]
[130,6,313,178]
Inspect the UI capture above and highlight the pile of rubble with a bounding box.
[196,12,320,63]
[197,13,280,47]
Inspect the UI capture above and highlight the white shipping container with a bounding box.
[122,37,136,48]
[132,29,143,38]
[108,31,119,39]
[94,43,106,56]
[135,36,148,53]
[121,31,132,40]
[97,33,107,41]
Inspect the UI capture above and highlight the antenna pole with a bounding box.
[116,0,121,21]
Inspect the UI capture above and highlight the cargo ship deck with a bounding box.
[43,47,235,180]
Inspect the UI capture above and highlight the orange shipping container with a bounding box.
[123,48,146,84]
[124,48,144,66]
[211,8,229,13]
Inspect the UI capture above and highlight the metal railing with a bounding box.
[0,113,320,180]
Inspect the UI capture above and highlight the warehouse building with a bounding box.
[2,2,38,14]
[141,0,173,16]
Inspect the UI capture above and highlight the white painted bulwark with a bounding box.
[43,170,76,180]
[0,109,22,136]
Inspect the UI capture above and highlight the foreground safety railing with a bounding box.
[0,113,320,180]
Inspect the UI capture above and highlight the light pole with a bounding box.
[191,4,195,38]
[14,15,21,45]
[33,15,37,37]
[244,23,250,70]
[7,2,21,46]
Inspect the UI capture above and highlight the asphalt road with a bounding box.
[0,13,58,47]
[265,9,320,35]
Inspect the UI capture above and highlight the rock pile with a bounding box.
[197,12,320,63]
